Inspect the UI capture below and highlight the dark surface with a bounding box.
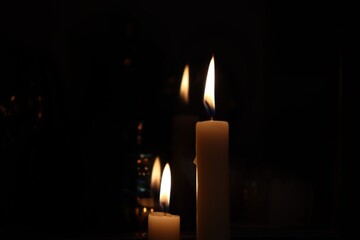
[0,0,351,239]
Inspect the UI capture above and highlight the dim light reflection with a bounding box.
[135,207,154,216]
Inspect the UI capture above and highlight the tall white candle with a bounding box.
[148,163,180,240]
[195,55,230,240]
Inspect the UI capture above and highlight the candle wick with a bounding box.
[161,203,166,215]
[204,100,215,119]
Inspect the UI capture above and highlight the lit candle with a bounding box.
[195,55,230,240]
[172,64,198,225]
[148,163,180,240]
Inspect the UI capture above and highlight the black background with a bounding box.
[0,0,353,239]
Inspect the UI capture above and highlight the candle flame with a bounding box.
[203,55,215,118]
[159,163,171,208]
[180,64,190,104]
[151,156,161,192]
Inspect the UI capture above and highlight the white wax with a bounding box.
[196,120,229,240]
[148,212,180,240]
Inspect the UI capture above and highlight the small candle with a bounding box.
[195,55,230,240]
[148,163,180,240]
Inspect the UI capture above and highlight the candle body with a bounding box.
[172,114,198,171]
[172,114,198,228]
[172,114,198,190]
[196,120,229,240]
[148,212,180,240]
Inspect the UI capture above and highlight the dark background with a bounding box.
[0,0,352,239]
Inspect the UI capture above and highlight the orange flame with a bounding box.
[180,64,190,104]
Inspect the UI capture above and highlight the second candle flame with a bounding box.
[203,55,215,119]
[151,156,161,193]
[180,64,190,104]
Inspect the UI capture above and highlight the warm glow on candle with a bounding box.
[151,156,161,192]
[203,55,215,117]
[159,163,171,208]
[180,64,190,104]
